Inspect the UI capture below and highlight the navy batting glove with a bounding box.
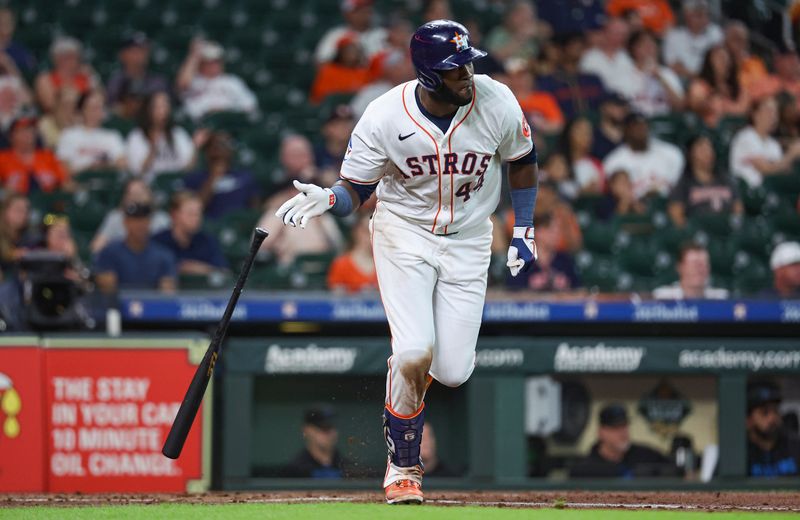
[507,226,537,277]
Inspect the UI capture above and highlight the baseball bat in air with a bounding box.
[162,227,269,459]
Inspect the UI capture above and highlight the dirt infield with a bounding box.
[3,491,800,512]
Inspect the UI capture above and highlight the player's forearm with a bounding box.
[330,179,377,217]
[508,163,539,227]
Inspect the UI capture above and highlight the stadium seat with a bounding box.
[580,221,619,255]
[732,259,771,296]
[576,254,622,292]
[178,272,233,291]
[289,253,335,290]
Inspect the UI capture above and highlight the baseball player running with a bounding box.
[276,20,539,504]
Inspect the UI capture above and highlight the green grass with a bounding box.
[1,504,795,520]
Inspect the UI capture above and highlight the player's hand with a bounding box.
[275,180,335,228]
[506,226,537,277]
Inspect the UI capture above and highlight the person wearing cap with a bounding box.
[34,36,97,114]
[90,178,171,254]
[536,33,607,120]
[767,242,800,298]
[602,112,684,199]
[662,0,723,79]
[106,32,168,108]
[56,90,127,175]
[152,191,227,275]
[315,104,356,180]
[314,0,387,65]
[592,93,629,160]
[175,39,257,122]
[570,403,670,478]
[281,406,349,478]
[0,114,70,195]
[310,32,371,105]
[746,380,800,477]
[94,202,177,293]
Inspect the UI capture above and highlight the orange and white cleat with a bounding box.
[385,479,424,504]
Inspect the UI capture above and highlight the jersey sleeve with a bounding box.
[339,105,388,185]
[497,84,535,163]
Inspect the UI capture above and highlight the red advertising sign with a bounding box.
[0,340,46,492]
[43,338,209,493]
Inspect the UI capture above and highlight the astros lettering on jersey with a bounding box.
[340,74,533,235]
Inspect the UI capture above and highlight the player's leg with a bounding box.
[371,205,436,503]
[429,223,493,388]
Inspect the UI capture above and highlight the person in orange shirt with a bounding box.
[724,21,771,99]
[0,115,69,194]
[607,0,674,36]
[34,36,96,114]
[310,33,371,105]
[504,58,564,135]
[327,214,378,293]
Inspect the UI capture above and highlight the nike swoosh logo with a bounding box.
[398,132,415,141]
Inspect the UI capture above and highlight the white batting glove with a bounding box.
[507,226,537,277]
[275,180,336,228]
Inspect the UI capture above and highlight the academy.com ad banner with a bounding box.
[0,336,210,493]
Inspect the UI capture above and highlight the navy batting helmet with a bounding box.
[410,20,487,91]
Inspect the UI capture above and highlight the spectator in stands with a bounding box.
[463,20,504,78]
[0,51,32,135]
[653,241,728,299]
[537,33,607,119]
[282,406,349,479]
[0,8,35,73]
[126,91,203,183]
[687,45,749,128]
[768,242,800,298]
[175,39,258,122]
[579,17,637,100]
[539,152,578,200]
[485,1,543,63]
[183,131,260,220]
[730,96,800,188]
[595,169,647,221]
[315,0,387,65]
[777,92,800,149]
[152,192,227,275]
[606,0,675,36]
[603,112,684,198]
[34,36,97,114]
[258,135,345,266]
[37,85,80,149]
[351,49,414,118]
[569,403,671,478]
[533,180,583,253]
[668,135,743,228]
[770,50,800,101]
[56,90,127,175]
[94,202,177,293]
[746,380,800,477]
[0,114,70,194]
[40,213,86,281]
[106,32,168,108]
[327,214,377,293]
[108,78,146,136]
[90,178,171,254]
[420,423,461,477]
[0,192,32,273]
[365,16,413,79]
[626,30,685,117]
[315,105,355,185]
[505,58,564,136]
[310,33,371,105]
[662,0,723,79]
[561,116,605,194]
[724,21,771,100]
[592,93,629,160]
[422,0,452,22]
[506,212,581,293]
[536,0,605,37]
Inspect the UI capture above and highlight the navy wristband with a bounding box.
[510,186,537,228]
[330,184,354,217]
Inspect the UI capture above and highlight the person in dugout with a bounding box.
[747,380,800,477]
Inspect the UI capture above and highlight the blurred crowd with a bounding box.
[0,0,799,299]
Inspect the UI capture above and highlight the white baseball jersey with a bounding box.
[340,74,534,235]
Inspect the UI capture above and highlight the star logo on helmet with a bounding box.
[450,32,469,52]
